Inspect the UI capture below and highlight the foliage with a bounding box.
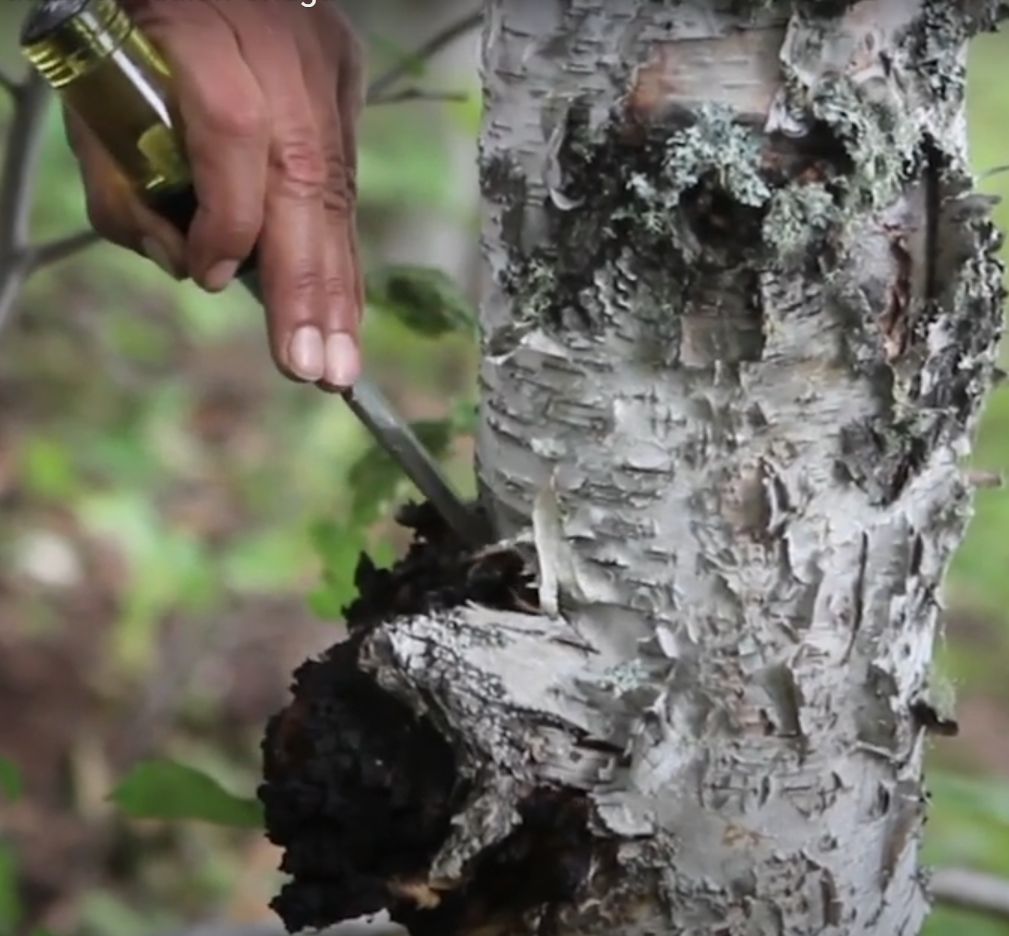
[366,263,477,337]
[109,760,262,829]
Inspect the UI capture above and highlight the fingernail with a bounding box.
[203,259,240,292]
[288,326,325,381]
[140,236,181,278]
[324,332,360,387]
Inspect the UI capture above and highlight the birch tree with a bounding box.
[260,1,1009,934]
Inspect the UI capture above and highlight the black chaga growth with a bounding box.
[260,635,456,931]
[259,501,550,935]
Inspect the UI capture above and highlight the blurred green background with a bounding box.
[0,8,1008,936]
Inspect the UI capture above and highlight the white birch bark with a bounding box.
[352,1,1007,934]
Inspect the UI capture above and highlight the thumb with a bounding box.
[63,107,189,278]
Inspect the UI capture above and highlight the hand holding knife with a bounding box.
[21,0,486,549]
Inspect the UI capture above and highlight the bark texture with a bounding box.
[261,2,1008,935]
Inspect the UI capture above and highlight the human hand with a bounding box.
[63,0,364,387]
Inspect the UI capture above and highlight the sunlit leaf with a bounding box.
[0,757,21,802]
[366,264,475,337]
[109,759,262,829]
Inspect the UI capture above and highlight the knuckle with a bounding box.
[322,149,356,215]
[289,267,326,299]
[322,186,353,219]
[323,274,349,300]
[271,132,328,193]
[201,97,269,142]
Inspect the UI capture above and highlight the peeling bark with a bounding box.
[261,2,1007,934]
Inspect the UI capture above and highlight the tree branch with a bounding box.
[368,87,469,107]
[365,10,481,105]
[0,71,50,258]
[0,70,98,335]
[931,867,1009,920]
[27,229,102,270]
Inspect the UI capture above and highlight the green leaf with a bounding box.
[0,757,21,802]
[0,842,20,931]
[307,583,350,621]
[310,520,359,569]
[347,418,456,525]
[365,265,475,337]
[108,759,262,829]
[306,522,366,621]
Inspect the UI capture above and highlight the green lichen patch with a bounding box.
[797,73,917,210]
[763,182,841,259]
[490,101,856,346]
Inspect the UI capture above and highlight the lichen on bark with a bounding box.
[262,2,1008,935]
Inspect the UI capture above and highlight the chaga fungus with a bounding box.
[260,501,560,935]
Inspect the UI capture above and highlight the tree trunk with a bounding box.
[260,2,1007,935]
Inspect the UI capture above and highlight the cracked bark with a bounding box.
[260,2,1008,934]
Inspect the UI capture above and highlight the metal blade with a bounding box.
[237,269,485,548]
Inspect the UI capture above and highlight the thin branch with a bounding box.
[368,87,469,107]
[28,228,101,270]
[0,70,99,336]
[365,9,481,105]
[0,71,50,256]
[0,71,51,334]
[932,866,1009,920]
[0,260,29,329]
